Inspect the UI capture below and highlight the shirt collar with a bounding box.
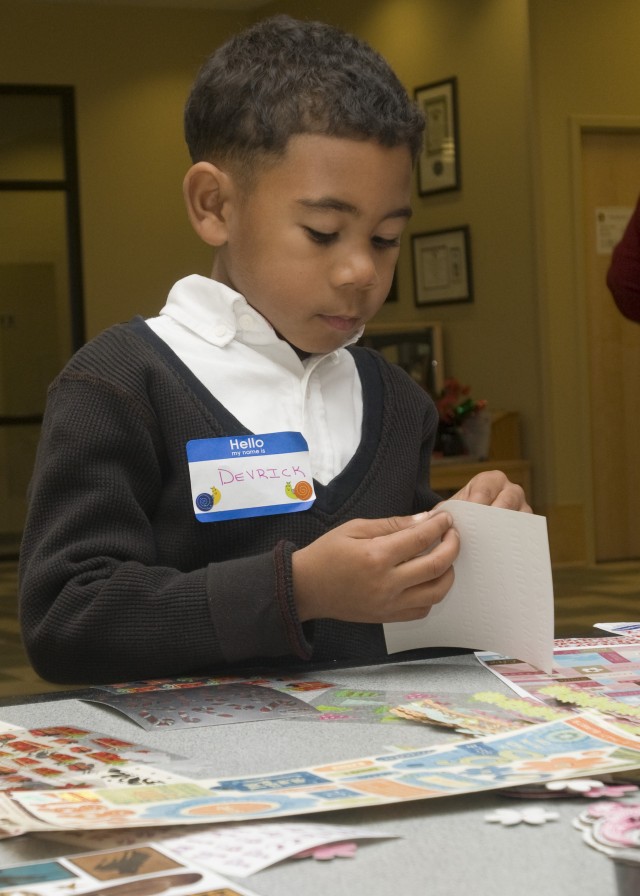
[159,275,267,347]
[159,273,363,358]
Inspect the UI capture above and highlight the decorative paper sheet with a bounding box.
[2,711,639,836]
[384,501,554,673]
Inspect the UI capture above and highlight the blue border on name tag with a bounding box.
[194,499,314,523]
[187,431,309,463]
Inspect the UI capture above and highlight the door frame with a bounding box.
[0,84,85,555]
[569,114,640,564]
[0,84,85,354]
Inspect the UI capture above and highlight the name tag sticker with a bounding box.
[186,431,316,522]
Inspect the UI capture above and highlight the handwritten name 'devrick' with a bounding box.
[218,464,306,485]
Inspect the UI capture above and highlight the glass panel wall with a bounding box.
[0,87,83,555]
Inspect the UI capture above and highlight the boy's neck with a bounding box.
[277,331,311,361]
[289,342,311,361]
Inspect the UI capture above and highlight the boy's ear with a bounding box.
[183,162,234,247]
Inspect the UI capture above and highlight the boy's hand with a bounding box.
[451,470,531,511]
[292,511,459,624]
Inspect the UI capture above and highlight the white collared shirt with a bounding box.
[145,275,363,485]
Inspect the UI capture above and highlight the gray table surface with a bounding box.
[0,654,625,896]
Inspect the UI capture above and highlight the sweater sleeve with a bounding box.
[18,371,309,685]
[606,197,640,324]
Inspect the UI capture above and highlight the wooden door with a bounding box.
[581,130,640,560]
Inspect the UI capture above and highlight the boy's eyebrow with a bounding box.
[297,197,413,220]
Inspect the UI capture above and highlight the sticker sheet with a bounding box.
[91,681,476,728]
[294,687,571,733]
[552,632,640,649]
[389,691,571,736]
[0,724,187,792]
[294,688,469,724]
[94,675,334,700]
[0,842,261,896]
[3,710,640,835]
[476,640,640,711]
[32,822,395,878]
[593,622,640,636]
[537,685,640,731]
[85,684,320,731]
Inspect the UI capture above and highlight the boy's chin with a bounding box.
[290,335,354,357]
[280,328,356,357]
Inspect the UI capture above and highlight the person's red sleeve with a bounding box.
[607,197,640,323]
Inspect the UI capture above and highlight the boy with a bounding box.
[19,16,529,685]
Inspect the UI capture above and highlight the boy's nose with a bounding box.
[331,249,378,291]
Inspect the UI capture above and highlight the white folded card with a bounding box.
[383,500,554,673]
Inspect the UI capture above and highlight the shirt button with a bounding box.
[213,323,229,339]
[238,313,254,330]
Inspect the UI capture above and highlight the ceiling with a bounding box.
[37,0,272,9]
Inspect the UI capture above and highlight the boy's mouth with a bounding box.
[319,314,361,332]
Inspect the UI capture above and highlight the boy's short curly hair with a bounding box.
[184,15,424,180]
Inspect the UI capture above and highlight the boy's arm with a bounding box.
[292,511,458,624]
[18,374,306,685]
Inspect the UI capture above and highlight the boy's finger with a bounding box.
[397,526,459,591]
[375,511,455,565]
[348,510,438,538]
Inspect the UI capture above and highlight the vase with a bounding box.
[460,408,492,460]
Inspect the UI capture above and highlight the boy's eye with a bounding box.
[304,227,338,245]
[372,235,401,249]
[304,227,401,250]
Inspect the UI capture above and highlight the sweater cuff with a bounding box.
[274,540,313,661]
[205,545,311,664]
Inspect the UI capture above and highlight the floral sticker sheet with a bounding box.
[2,710,640,835]
[95,675,335,699]
[85,684,320,731]
[0,724,188,793]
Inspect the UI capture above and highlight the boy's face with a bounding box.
[212,134,413,355]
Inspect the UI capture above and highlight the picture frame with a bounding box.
[412,226,472,307]
[414,77,460,196]
[361,321,444,398]
[385,269,398,303]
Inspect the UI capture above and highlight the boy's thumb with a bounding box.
[360,511,432,538]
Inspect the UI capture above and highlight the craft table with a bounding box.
[0,654,625,896]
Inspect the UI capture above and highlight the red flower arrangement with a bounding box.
[436,377,487,426]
